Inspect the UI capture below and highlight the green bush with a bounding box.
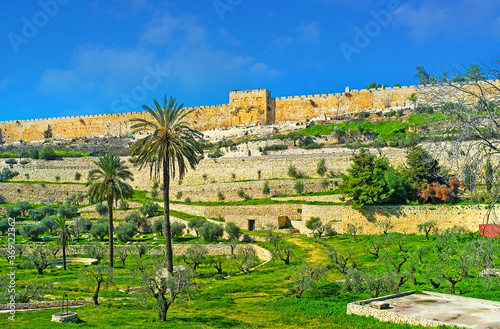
[358,111,370,119]
[28,149,39,159]
[208,147,224,158]
[0,168,19,182]
[119,200,129,210]
[95,203,108,217]
[40,205,57,217]
[294,181,305,194]
[415,104,434,114]
[39,146,56,160]
[153,219,164,235]
[28,209,44,221]
[199,222,224,242]
[171,221,186,238]
[40,216,58,232]
[301,137,323,149]
[288,164,300,178]
[90,222,108,241]
[58,205,78,219]
[54,150,88,158]
[20,224,47,241]
[316,158,327,177]
[263,144,288,151]
[125,211,143,230]
[5,158,17,165]
[262,181,270,196]
[116,222,137,242]
[140,201,158,217]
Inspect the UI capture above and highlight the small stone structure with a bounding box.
[52,311,78,323]
[347,290,500,328]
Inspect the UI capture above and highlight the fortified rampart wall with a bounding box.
[9,81,496,143]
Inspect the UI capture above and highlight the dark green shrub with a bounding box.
[5,158,17,166]
[171,221,186,238]
[294,181,305,194]
[139,201,158,217]
[208,147,224,158]
[358,111,370,119]
[0,168,19,182]
[153,219,164,235]
[90,222,108,241]
[95,203,108,217]
[29,149,39,159]
[116,222,137,242]
[58,205,78,219]
[40,205,57,217]
[199,222,224,242]
[74,172,82,181]
[39,146,56,160]
[125,211,144,230]
[263,144,288,151]
[28,209,44,221]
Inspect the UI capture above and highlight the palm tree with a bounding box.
[55,217,74,270]
[87,154,134,267]
[130,96,203,274]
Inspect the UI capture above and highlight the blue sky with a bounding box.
[1,0,499,121]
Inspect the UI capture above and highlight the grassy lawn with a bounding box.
[1,230,499,328]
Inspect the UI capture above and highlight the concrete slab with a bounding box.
[347,291,500,328]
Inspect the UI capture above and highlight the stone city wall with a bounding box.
[6,82,498,143]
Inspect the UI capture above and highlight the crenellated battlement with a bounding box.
[1,81,497,143]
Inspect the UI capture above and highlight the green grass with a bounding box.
[54,150,90,158]
[2,231,498,328]
[2,180,86,185]
[300,120,410,141]
[170,198,345,207]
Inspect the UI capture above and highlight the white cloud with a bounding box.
[394,0,500,44]
[39,45,158,97]
[219,28,242,47]
[269,36,293,50]
[139,11,205,46]
[38,10,282,103]
[296,22,320,43]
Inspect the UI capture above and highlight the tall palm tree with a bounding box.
[130,96,203,274]
[87,154,134,267]
[55,217,74,270]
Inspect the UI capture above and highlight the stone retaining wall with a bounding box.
[0,300,92,311]
[0,182,86,205]
[3,243,272,263]
[171,203,491,235]
[169,178,340,203]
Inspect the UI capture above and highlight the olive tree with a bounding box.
[135,259,194,322]
[81,266,114,305]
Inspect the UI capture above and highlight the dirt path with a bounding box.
[289,237,329,264]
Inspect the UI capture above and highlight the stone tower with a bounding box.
[228,88,273,126]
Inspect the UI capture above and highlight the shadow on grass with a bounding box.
[172,315,252,328]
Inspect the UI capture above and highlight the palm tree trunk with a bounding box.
[62,238,67,270]
[163,158,173,274]
[108,196,114,268]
